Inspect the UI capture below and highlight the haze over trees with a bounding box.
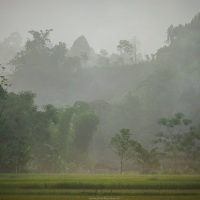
[0,13,200,173]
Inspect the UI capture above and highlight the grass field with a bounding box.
[0,174,200,200]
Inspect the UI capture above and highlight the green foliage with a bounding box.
[117,40,134,66]
[10,29,81,97]
[111,129,132,156]
[71,110,99,161]
[0,89,60,172]
[181,126,200,168]
[155,113,193,169]
[110,129,133,173]
[0,64,10,118]
[55,101,100,164]
[0,91,36,172]
[10,29,53,70]
[117,40,133,54]
[57,107,74,159]
[135,145,160,173]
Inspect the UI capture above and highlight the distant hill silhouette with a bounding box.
[67,35,91,57]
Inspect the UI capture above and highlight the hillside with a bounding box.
[8,13,200,145]
[10,31,153,106]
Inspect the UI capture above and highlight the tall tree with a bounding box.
[0,91,37,172]
[130,36,141,64]
[0,65,8,119]
[71,111,99,161]
[110,128,132,174]
[117,40,133,66]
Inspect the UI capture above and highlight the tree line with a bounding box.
[0,72,99,172]
[111,113,200,174]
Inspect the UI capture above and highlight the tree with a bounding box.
[117,40,133,55]
[97,49,110,67]
[131,141,160,173]
[0,64,12,118]
[56,101,100,163]
[50,42,67,66]
[9,29,65,71]
[58,106,75,159]
[154,113,192,169]
[110,128,132,174]
[130,36,141,64]
[117,40,133,66]
[9,29,82,99]
[29,103,59,172]
[71,112,99,161]
[0,88,60,173]
[117,37,141,65]
[0,65,8,119]
[166,25,175,44]
[181,126,200,169]
[0,65,12,170]
[166,24,184,44]
[0,91,37,172]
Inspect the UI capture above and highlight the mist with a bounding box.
[1,0,200,55]
[0,0,200,176]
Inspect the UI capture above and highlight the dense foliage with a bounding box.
[0,79,99,172]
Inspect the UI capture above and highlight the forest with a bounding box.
[0,12,200,174]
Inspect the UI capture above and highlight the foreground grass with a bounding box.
[0,174,200,199]
[0,196,199,200]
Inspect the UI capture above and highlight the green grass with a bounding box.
[0,174,200,199]
[0,196,199,200]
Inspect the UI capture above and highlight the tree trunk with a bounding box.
[120,158,123,174]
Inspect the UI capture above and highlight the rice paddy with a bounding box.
[0,174,200,200]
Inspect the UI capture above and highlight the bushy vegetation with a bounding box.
[0,74,99,172]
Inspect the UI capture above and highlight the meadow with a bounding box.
[0,174,200,200]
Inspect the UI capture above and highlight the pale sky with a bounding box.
[0,0,200,55]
